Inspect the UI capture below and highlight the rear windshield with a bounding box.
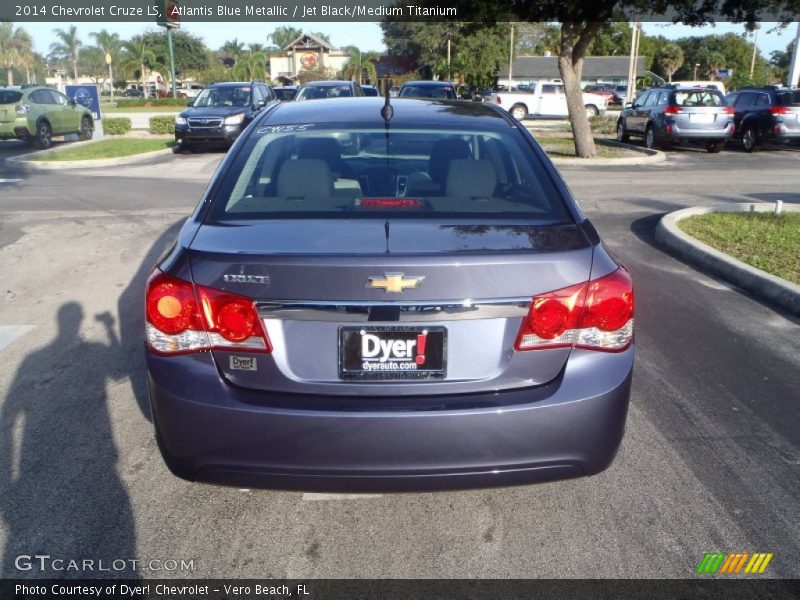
[193,86,251,108]
[778,90,800,106]
[208,125,571,222]
[296,85,353,100]
[0,90,23,104]
[673,90,724,107]
[399,85,456,99]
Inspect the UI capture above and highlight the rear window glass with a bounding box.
[673,91,724,107]
[193,86,251,108]
[0,90,23,104]
[208,126,571,222]
[296,86,352,100]
[778,90,800,106]
[399,85,456,99]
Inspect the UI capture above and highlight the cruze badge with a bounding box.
[223,274,271,284]
[366,273,424,293]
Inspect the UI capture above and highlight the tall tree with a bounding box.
[269,26,302,50]
[119,37,161,99]
[340,47,379,83]
[0,24,34,86]
[50,25,82,82]
[90,30,121,100]
[659,43,684,82]
[309,32,332,44]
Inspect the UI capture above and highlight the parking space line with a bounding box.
[0,179,23,183]
[302,493,383,501]
[0,325,35,353]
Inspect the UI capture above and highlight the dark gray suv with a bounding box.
[727,86,800,152]
[616,85,734,153]
[145,98,634,492]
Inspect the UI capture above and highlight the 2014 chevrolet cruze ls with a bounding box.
[146,97,634,491]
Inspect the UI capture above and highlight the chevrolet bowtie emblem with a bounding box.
[366,273,424,293]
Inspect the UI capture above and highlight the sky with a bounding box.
[20,21,800,60]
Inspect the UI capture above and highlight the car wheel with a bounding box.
[706,140,725,153]
[742,126,760,153]
[510,104,527,120]
[78,116,94,141]
[616,121,629,142]
[32,120,52,150]
[585,105,598,118]
[645,125,657,150]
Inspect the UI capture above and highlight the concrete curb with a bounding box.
[655,203,800,317]
[8,140,175,170]
[549,140,665,166]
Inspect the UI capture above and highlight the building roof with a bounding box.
[498,56,646,79]
[283,32,339,53]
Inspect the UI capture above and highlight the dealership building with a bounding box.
[269,32,350,84]
[497,56,647,89]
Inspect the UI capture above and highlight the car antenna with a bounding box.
[381,85,393,122]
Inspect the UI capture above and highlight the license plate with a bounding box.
[690,113,715,124]
[339,326,446,380]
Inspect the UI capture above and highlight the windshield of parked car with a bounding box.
[399,85,457,100]
[193,86,251,108]
[208,125,571,223]
[295,85,353,100]
[673,90,724,107]
[0,90,23,104]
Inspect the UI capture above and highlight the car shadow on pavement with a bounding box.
[117,220,185,424]
[0,303,138,577]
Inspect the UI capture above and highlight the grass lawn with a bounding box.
[33,138,175,161]
[534,135,623,158]
[679,212,800,285]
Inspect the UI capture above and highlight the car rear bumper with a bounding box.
[0,119,31,139]
[147,346,633,492]
[666,123,733,141]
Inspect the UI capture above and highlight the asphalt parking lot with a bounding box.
[0,141,798,579]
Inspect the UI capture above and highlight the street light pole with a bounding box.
[447,35,451,82]
[105,52,113,102]
[508,23,514,90]
[693,62,700,80]
[749,25,760,78]
[788,22,800,87]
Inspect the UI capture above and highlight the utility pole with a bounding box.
[749,25,760,78]
[508,23,514,90]
[693,62,700,79]
[789,21,800,88]
[447,34,451,81]
[625,23,641,105]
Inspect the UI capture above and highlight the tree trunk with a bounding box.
[558,22,603,159]
[108,63,114,102]
[6,68,12,86]
[142,64,148,99]
[25,65,31,84]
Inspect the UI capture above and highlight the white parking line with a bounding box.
[0,179,23,183]
[0,325,34,353]
[302,493,384,501]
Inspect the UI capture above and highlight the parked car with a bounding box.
[615,85,734,152]
[398,81,458,100]
[273,86,298,101]
[489,82,608,120]
[294,81,364,101]
[460,86,493,103]
[145,97,635,491]
[0,85,94,149]
[389,86,400,97]
[612,85,628,105]
[174,81,276,152]
[361,85,379,97]
[177,84,204,99]
[584,84,616,105]
[673,81,726,95]
[123,87,144,98]
[726,86,800,152]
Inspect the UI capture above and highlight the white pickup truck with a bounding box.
[489,82,608,120]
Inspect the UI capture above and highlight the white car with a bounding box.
[178,84,205,99]
[489,82,608,120]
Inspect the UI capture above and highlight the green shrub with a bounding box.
[103,117,132,135]
[115,97,189,108]
[149,115,175,134]
[590,114,618,135]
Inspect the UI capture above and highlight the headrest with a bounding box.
[445,160,497,199]
[276,159,333,198]
[429,137,471,183]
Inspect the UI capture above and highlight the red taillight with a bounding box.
[770,105,790,115]
[358,198,423,209]
[724,106,735,115]
[146,270,270,355]
[664,105,683,115]
[495,95,502,104]
[515,269,634,352]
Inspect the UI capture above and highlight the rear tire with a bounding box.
[509,104,527,120]
[78,116,93,141]
[645,125,658,150]
[616,120,629,142]
[742,126,760,153]
[706,140,725,153]
[585,104,598,118]
[32,120,52,150]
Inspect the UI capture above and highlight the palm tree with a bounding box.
[268,26,302,50]
[659,43,684,83]
[233,51,267,81]
[340,47,378,84]
[120,37,160,99]
[705,52,726,80]
[50,25,82,82]
[247,43,266,54]
[91,29,121,101]
[0,23,33,86]
[219,38,244,67]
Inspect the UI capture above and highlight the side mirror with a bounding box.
[625,102,634,109]
[69,99,76,107]
[258,99,267,107]
[186,100,194,107]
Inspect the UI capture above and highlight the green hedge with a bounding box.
[115,98,188,108]
[103,117,132,135]
[149,115,175,134]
